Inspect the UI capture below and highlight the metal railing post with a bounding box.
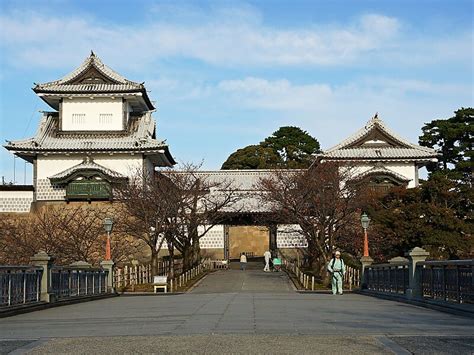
[23,271,27,304]
[7,272,12,306]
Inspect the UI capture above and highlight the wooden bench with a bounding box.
[153,275,168,293]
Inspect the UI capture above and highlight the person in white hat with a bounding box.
[263,250,272,272]
[327,251,346,295]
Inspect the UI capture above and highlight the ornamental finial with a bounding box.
[90,50,95,57]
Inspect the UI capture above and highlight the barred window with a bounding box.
[72,113,86,125]
[99,113,113,125]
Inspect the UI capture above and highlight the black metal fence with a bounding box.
[51,267,108,299]
[419,260,473,304]
[364,263,409,295]
[0,266,43,307]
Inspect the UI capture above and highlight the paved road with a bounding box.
[191,263,294,293]
[1,265,473,354]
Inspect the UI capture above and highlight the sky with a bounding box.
[0,0,472,184]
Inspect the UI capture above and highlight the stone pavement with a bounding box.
[1,265,473,354]
[190,263,294,294]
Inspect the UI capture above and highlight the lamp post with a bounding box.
[360,213,370,257]
[103,217,114,261]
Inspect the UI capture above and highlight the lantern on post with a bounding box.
[360,213,370,257]
[103,217,114,261]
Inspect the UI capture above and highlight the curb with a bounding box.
[0,293,118,318]
[357,290,474,319]
[296,290,358,294]
[119,292,184,296]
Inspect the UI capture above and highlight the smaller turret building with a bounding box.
[318,113,438,189]
[4,52,175,205]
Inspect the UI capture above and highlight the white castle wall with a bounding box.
[36,155,143,179]
[277,224,308,248]
[0,190,33,213]
[348,162,418,188]
[62,97,123,131]
[35,154,144,200]
[157,225,225,250]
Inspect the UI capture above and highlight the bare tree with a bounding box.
[0,205,139,265]
[162,163,241,271]
[257,162,370,281]
[114,170,179,276]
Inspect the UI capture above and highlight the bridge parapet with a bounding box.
[1,251,113,314]
[362,248,473,305]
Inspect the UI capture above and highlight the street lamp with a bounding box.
[360,213,370,257]
[103,217,114,261]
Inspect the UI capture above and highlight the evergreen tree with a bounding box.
[419,107,473,180]
[221,126,321,169]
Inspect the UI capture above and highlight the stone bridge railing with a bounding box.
[361,247,473,305]
[0,251,114,311]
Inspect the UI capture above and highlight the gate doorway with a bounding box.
[227,226,269,260]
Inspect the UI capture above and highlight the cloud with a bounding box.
[0,6,469,70]
[217,76,468,111]
[218,78,332,110]
[180,75,468,150]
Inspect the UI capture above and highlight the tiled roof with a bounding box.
[161,170,291,213]
[35,84,143,93]
[321,114,437,162]
[34,52,143,91]
[162,170,296,191]
[4,112,174,165]
[322,147,437,160]
[49,158,127,182]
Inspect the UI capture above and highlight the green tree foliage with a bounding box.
[221,145,281,170]
[221,126,321,169]
[419,107,473,179]
[369,180,473,260]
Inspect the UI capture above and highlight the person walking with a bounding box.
[240,253,247,271]
[327,251,346,295]
[263,250,272,272]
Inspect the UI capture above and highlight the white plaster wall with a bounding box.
[0,190,34,199]
[94,155,143,177]
[157,225,225,250]
[277,224,308,248]
[348,162,418,188]
[0,190,33,212]
[62,97,123,131]
[37,156,83,179]
[37,154,144,179]
[144,157,155,176]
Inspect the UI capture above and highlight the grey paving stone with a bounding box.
[0,340,36,355]
[390,336,474,354]
[1,264,473,354]
[26,335,393,354]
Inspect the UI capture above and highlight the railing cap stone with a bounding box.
[405,247,430,258]
[69,261,92,269]
[388,256,409,264]
[30,250,54,263]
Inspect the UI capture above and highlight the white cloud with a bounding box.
[194,76,468,150]
[218,78,332,110]
[0,6,469,70]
